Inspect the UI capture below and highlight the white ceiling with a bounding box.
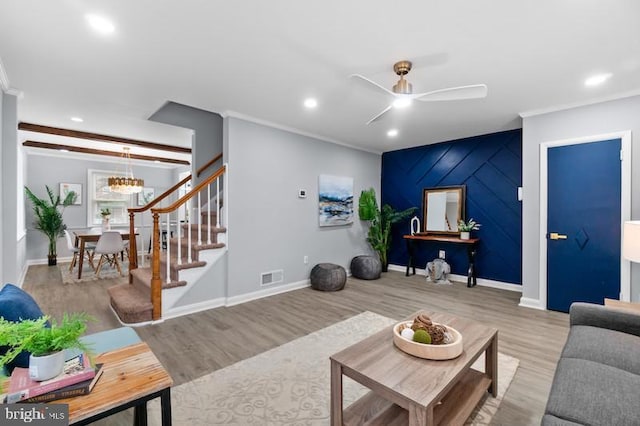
[1,0,640,156]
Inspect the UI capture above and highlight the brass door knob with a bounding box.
[549,232,568,240]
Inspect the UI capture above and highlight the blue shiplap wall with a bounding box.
[382,129,522,284]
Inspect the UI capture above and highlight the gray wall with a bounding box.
[2,92,23,284]
[0,89,4,282]
[24,154,178,261]
[225,117,380,297]
[522,95,640,305]
[149,102,222,186]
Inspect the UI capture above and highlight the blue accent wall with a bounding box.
[382,129,522,284]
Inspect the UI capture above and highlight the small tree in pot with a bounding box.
[358,188,416,272]
[24,186,76,266]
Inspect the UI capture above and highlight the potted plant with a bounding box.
[358,188,416,272]
[24,186,76,266]
[0,313,92,381]
[458,218,481,240]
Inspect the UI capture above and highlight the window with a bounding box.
[87,169,132,226]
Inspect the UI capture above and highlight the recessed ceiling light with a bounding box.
[85,14,115,35]
[387,129,399,137]
[584,73,612,87]
[304,98,318,109]
[392,98,412,109]
[59,149,69,153]
[154,160,161,164]
[70,117,83,123]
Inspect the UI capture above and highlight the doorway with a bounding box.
[539,131,631,312]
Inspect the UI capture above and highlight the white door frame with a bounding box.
[539,131,632,309]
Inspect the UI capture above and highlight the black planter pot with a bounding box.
[48,255,57,266]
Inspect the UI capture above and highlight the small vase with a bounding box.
[460,231,470,240]
[47,254,57,266]
[102,216,111,232]
[29,351,65,381]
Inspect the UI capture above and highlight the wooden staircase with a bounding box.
[107,157,226,325]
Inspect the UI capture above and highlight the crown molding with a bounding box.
[0,56,10,92]
[519,89,640,118]
[223,110,382,155]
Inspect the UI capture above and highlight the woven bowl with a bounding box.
[392,321,463,360]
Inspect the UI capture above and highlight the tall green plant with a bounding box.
[358,188,416,271]
[24,185,75,260]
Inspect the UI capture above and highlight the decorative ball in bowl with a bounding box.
[392,314,463,360]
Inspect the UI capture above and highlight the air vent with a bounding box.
[260,269,284,286]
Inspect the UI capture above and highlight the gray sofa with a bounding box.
[542,302,640,425]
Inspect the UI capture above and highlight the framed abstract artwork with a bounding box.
[318,175,354,227]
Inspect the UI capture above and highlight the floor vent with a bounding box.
[260,269,284,286]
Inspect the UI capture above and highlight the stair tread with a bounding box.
[107,284,153,311]
[131,266,189,289]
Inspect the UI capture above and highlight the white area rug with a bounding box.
[142,311,519,425]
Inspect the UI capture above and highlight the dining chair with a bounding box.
[64,230,96,272]
[121,228,137,261]
[94,231,125,277]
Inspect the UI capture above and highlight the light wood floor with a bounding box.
[23,264,569,425]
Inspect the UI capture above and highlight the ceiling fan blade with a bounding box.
[414,84,488,102]
[366,105,393,125]
[350,74,396,97]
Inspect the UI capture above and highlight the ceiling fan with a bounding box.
[351,60,488,125]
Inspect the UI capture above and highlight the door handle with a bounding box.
[549,232,568,240]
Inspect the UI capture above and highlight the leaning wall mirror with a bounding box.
[422,185,466,234]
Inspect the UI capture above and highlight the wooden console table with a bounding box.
[403,234,479,287]
[62,342,173,425]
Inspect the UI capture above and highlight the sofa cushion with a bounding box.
[545,357,640,426]
[0,284,46,371]
[562,325,640,375]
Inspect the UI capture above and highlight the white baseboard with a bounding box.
[387,264,522,293]
[16,264,29,288]
[518,297,545,310]
[27,256,74,266]
[225,279,311,307]
[163,297,227,320]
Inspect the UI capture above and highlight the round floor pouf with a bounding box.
[350,255,382,280]
[310,263,347,291]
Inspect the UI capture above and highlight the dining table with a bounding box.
[72,228,135,279]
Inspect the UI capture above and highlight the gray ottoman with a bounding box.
[310,263,346,291]
[350,255,382,280]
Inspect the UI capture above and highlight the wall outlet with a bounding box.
[304,255,309,264]
[439,250,445,259]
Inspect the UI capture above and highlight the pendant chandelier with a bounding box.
[108,147,144,194]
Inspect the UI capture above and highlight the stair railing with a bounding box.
[127,152,222,272]
[148,164,227,320]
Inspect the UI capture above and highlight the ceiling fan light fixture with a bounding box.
[392,97,412,109]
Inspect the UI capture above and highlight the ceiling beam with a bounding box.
[22,141,190,166]
[18,122,192,154]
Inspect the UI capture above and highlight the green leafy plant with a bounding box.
[24,185,75,262]
[458,218,481,232]
[358,188,416,271]
[100,208,111,217]
[0,313,93,368]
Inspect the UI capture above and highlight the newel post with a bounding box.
[128,211,138,282]
[151,211,162,321]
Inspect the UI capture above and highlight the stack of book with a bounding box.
[2,353,104,403]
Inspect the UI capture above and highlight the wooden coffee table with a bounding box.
[330,310,498,426]
[61,342,173,425]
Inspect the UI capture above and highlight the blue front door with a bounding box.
[547,139,621,313]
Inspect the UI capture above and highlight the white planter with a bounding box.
[29,351,64,381]
[460,231,470,240]
[102,216,111,232]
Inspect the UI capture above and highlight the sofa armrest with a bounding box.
[570,302,640,337]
